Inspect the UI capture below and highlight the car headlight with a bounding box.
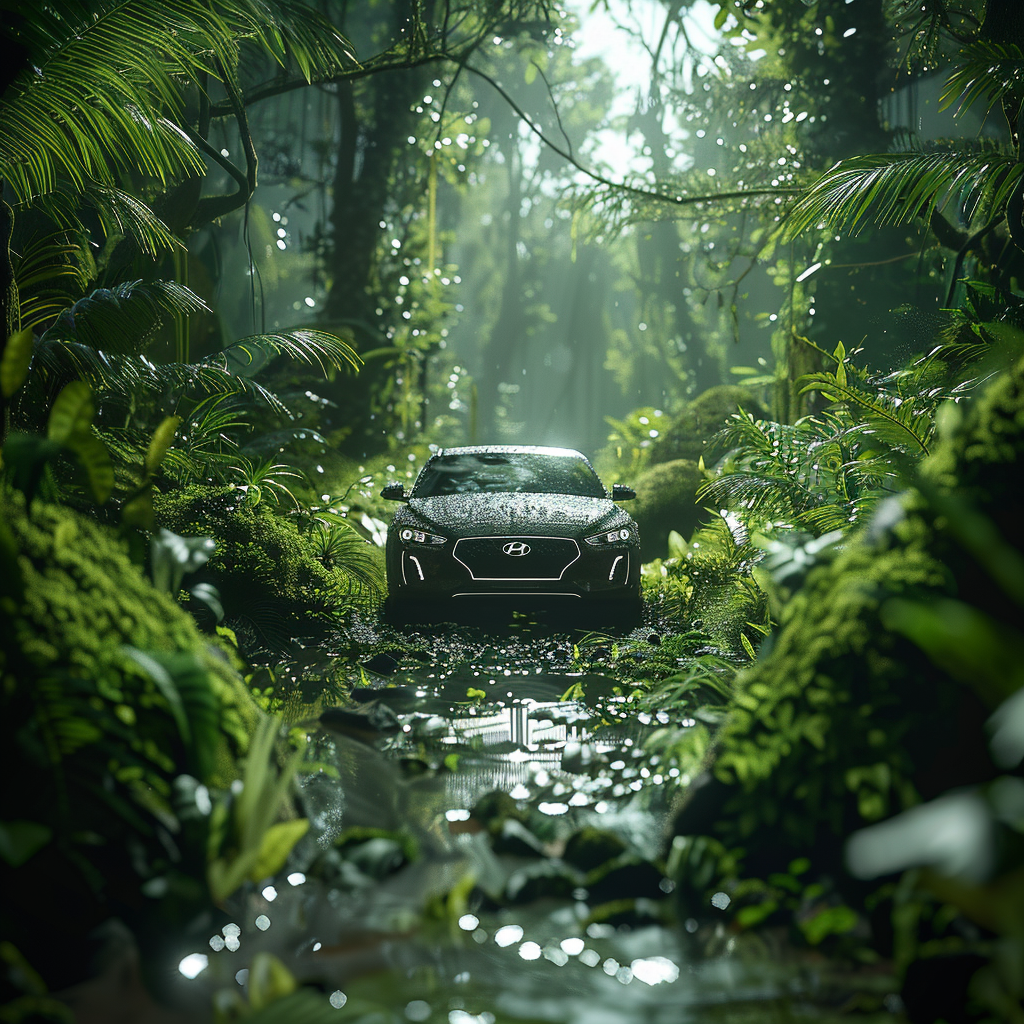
[399,527,448,546]
[585,527,632,546]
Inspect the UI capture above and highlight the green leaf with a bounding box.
[249,819,310,881]
[0,821,53,867]
[149,528,216,596]
[667,530,688,559]
[247,952,298,1012]
[145,416,182,476]
[736,899,779,928]
[833,341,847,387]
[1,327,34,398]
[67,431,113,504]
[798,904,859,945]
[122,647,191,745]
[740,633,756,660]
[47,381,94,445]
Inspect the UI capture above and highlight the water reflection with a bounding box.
[176,623,897,1022]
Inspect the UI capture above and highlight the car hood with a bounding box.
[401,492,630,537]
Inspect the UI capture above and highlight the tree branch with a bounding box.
[462,61,795,210]
[192,66,259,229]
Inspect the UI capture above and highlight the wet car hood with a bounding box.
[398,492,632,538]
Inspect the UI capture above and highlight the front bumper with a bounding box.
[387,532,640,606]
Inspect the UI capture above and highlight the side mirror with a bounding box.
[380,482,408,501]
[612,484,636,501]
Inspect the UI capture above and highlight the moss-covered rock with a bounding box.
[0,492,260,987]
[674,355,1024,886]
[0,491,254,756]
[652,386,767,465]
[631,459,705,558]
[153,484,373,645]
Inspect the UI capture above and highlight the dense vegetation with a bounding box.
[1,0,1023,1021]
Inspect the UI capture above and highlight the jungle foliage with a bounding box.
[2,0,1024,1022]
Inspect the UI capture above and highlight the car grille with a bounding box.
[453,536,580,580]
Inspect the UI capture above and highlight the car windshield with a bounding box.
[412,452,606,498]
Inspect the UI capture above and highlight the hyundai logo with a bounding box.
[502,541,531,557]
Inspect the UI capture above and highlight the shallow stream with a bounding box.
[180,616,900,1023]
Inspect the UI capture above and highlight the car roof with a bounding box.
[434,445,590,460]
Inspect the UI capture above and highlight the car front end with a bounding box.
[382,451,641,624]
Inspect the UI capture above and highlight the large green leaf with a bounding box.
[67,430,115,504]
[46,381,95,445]
[122,647,223,781]
[249,819,310,881]
[1,327,34,398]
[145,415,182,476]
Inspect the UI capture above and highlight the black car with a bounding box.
[381,445,641,624]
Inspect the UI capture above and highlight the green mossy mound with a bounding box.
[631,459,704,558]
[651,386,767,466]
[0,491,254,750]
[153,484,373,647]
[675,354,1024,891]
[0,493,259,987]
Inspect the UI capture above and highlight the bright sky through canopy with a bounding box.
[564,0,724,177]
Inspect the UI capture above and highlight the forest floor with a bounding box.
[149,607,904,1023]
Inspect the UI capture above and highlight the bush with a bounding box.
[671,354,1024,961]
[153,484,382,649]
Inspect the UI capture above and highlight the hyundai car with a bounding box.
[381,445,641,625]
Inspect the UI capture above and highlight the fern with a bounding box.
[782,143,1021,239]
[940,40,1024,122]
[40,280,209,355]
[798,373,933,455]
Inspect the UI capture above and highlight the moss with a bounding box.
[0,492,262,986]
[631,458,704,558]
[153,484,367,642]
[652,386,767,466]
[677,354,1024,881]
[708,520,952,854]
[0,491,256,773]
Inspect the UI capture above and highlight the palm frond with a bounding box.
[940,40,1024,122]
[2,0,355,209]
[699,470,803,522]
[702,407,905,539]
[31,338,292,415]
[40,280,210,355]
[87,184,184,256]
[308,517,387,599]
[201,330,361,377]
[783,145,1021,238]
[12,230,93,331]
[2,2,206,201]
[244,0,358,82]
[798,373,933,455]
